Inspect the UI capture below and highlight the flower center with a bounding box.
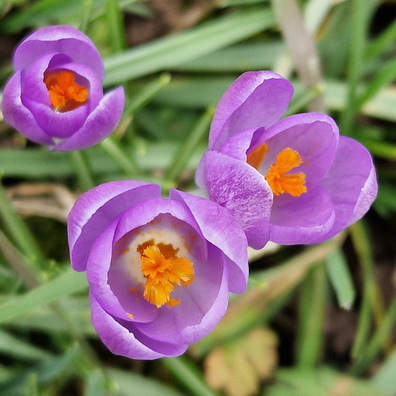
[247,143,307,197]
[138,239,195,308]
[43,70,88,112]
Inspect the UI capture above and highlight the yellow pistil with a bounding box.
[44,70,88,112]
[265,148,307,196]
[139,244,195,308]
[247,143,307,197]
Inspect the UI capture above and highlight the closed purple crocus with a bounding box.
[68,181,248,359]
[196,71,377,249]
[1,25,124,151]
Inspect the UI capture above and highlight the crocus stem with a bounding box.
[100,137,138,176]
[339,0,370,134]
[68,150,96,191]
[162,356,220,396]
[297,263,327,368]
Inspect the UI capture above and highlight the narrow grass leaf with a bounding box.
[358,58,396,107]
[0,329,53,362]
[297,264,327,368]
[365,17,396,61]
[0,268,87,324]
[164,107,213,184]
[372,347,396,396]
[325,248,356,310]
[0,181,45,266]
[106,368,184,396]
[85,369,106,396]
[103,8,275,85]
[105,0,127,53]
[163,356,220,396]
[0,345,78,396]
[351,297,396,375]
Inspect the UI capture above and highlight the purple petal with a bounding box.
[13,25,104,80]
[87,218,158,324]
[171,189,249,291]
[52,86,125,151]
[20,53,56,106]
[68,181,160,272]
[220,127,259,161]
[90,293,187,359]
[195,150,272,250]
[135,245,229,344]
[209,71,293,150]
[1,72,54,145]
[320,136,378,239]
[22,95,90,138]
[269,186,335,244]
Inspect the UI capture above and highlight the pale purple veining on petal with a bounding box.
[195,150,272,250]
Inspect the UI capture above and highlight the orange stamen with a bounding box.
[139,244,195,308]
[264,148,307,197]
[44,70,88,112]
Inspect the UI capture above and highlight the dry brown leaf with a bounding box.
[204,327,278,396]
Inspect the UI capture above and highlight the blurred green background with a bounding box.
[0,0,396,395]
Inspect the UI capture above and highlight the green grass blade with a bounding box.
[103,7,275,85]
[297,263,327,368]
[163,356,220,396]
[351,297,396,375]
[0,181,45,266]
[106,367,184,396]
[325,248,356,310]
[0,329,53,362]
[365,17,396,61]
[106,0,127,53]
[164,107,213,185]
[0,268,87,324]
[358,58,396,107]
[372,347,396,396]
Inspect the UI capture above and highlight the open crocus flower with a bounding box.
[68,181,248,359]
[1,25,124,151]
[196,71,377,248]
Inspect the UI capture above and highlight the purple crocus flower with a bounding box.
[196,71,377,248]
[1,25,124,151]
[68,181,248,359]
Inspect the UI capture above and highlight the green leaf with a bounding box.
[0,345,78,396]
[103,8,275,85]
[0,268,87,325]
[106,368,184,396]
[264,366,387,396]
[325,248,356,310]
[0,329,53,362]
[372,347,396,396]
[297,264,327,368]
